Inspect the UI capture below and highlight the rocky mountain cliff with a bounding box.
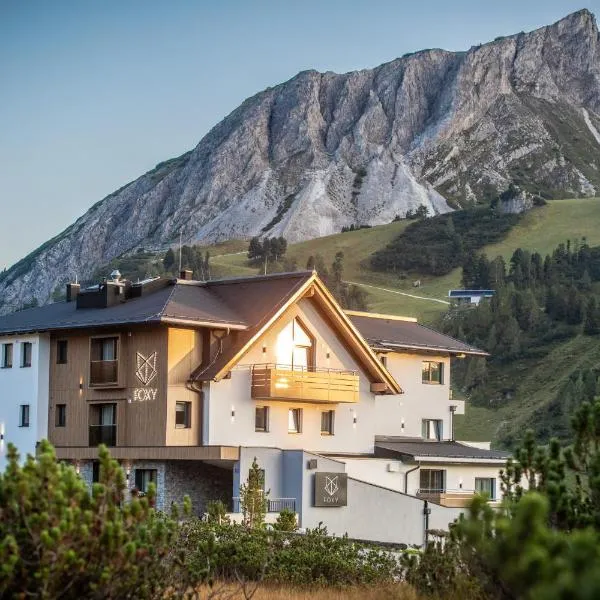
[2,9,600,312]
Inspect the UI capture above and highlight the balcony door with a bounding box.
[90,337,119,386]
[276,318,314,371]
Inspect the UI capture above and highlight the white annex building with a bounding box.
[0,271,508,545]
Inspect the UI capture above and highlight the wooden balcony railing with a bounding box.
[417,489,498,508]
[89,424,117,447]
[90,360,119,386]
[251,364,359,404]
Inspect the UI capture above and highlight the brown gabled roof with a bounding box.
[191,272,401,394]
[346,310,488,357]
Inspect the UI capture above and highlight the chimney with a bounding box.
[66,283,80,302]
[180,269,193,281]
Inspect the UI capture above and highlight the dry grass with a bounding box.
[192,583,421,600]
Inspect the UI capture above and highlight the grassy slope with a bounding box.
[210,198,600,447]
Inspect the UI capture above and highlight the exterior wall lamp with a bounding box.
[231,406,235,422]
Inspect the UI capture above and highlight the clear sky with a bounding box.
[0,1,597,269]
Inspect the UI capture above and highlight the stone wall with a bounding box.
[164,461,232,516]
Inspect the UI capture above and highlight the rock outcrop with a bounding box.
[2,9,600,311]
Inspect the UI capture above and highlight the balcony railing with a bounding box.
[417,488,497,508]
[232,497,296,513]
[89,424,117,447]
[251,364,359,404]
[90,360,119,386]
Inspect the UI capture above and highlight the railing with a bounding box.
[89,424,117,447]
[417,488,497,508]
[251,364,359,404]
[90,360,119,386]
[231,497,296,513]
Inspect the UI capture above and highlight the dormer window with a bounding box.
[276,318,314,370]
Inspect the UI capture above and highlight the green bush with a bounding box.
[273,508,297,532]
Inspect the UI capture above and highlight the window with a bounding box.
[19,404,30,427]
[422,361,443,384]
[21,342,32,368]
[90,337,119,385]
[288,408,302,433]
[135,469,157,494]
[419,469,446,493]
[475,477,496,500]
[175,401,191,428]
[89,403,117,446]
[422,419,443,441]
[276,318,314,369]
[57,340,68,364]
[56,404,66,427]
[380,355,388,367]
[255,406,269,432]
[2,343,13,368]
[92,461,101,483]
[91,337,118,361]
[321,410,335,435]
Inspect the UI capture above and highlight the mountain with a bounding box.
[2,9,600,312]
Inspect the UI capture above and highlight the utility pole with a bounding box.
[178,230,182,274]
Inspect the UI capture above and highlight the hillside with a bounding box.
[2,9,600,313]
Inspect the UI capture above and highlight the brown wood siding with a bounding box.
[54,445,239,461]
[49,326,169,448]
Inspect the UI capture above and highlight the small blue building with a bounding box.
[448,289,495,306]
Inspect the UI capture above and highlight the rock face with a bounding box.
[2,9,600,311]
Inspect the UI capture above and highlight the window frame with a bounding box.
[419,469,446,493]
[422,361,444,385]
[57,340,68,364]
[134,469,157,494]
[175,401,191,429]
[19,404,30,428]
[255,406,269,432]
[2,343,13,369]
[288,408,303,434]
[422,419,443,441]
[475,477,497,500]
[56,404,67,427]
[21,342,32,368]
[320,410,335,436]
[89,335,120,387]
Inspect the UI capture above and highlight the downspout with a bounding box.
[404,463,420,494]
[423,500,431,548]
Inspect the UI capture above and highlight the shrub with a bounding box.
[273,508,297,532]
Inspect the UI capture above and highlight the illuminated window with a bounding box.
[276,318,314,370]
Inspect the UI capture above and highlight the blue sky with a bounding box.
[0,1,596,268]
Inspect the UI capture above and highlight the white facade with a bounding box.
[374,352,464,440]
[0,334,50,470]
[203,299,377,454]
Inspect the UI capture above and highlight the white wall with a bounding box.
[375,352,464,439]
[340,457,504,499]
[205,299,377,454]
[0,334,50,470]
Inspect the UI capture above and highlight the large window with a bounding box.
[57,340,68,364]
[321,410,335,435]
[19,405,30,427]
[89,403,117,446]
[56,404,66,427]
[2,343,13,368]
[21,342,32,368]
[422,419,443,441]
[134,469,157,494]
[255,406,269,432]
[288,408,302,433]
[90,337,119,385]
[175,401,191,428]
[419,469,446,493]
[422,361,443,384]
[276,318,314,369]
[475,477,497,500]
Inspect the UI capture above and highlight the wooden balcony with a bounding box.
[251,364,359,404]
[417,489,498,508]
[90,360,119,387]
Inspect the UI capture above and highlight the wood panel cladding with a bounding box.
[49,325,169,447]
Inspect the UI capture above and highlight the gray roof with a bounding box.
[349,313,488,356]
[0,272,314,336]
[375,438,509,462]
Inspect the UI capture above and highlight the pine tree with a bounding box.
[239,458,268,529]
